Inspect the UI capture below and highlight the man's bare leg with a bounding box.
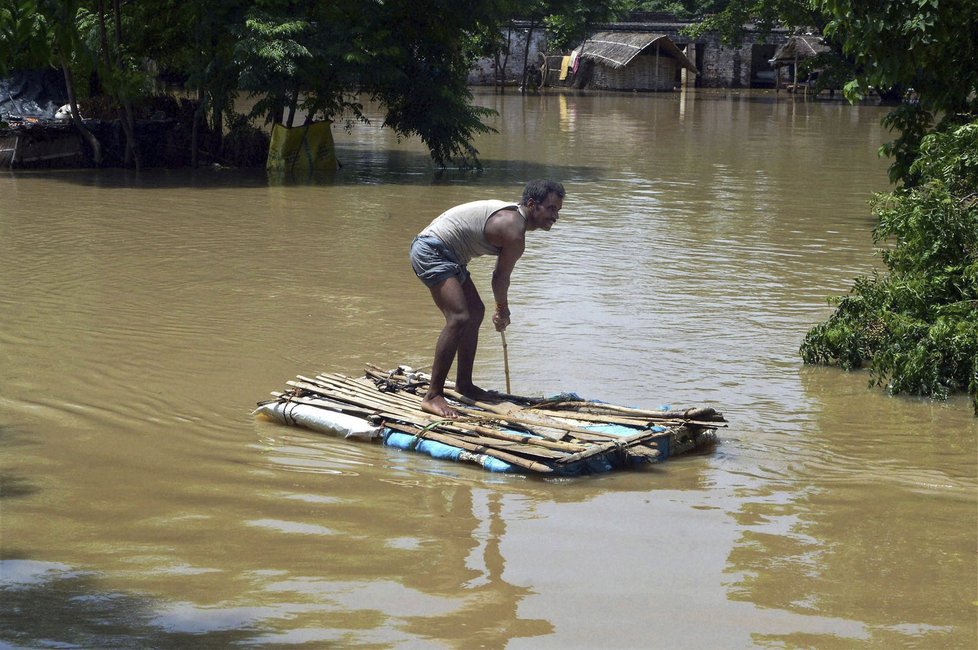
[453,277,493,400]
[421,277,470,418]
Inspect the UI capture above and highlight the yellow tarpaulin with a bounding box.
[266,121,338,173]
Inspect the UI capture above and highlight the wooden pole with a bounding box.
[501,331,511,394]
[383,421,554,474]
[655,42,660,90]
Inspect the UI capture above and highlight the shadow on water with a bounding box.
[0,474,37,500]
[2,149,605,190]
[0,425,40,500]
[0,557,259,648]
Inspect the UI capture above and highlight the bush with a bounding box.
[801,121,978,414]
[222,112,270,168]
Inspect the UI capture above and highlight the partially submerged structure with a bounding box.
[472,13,816,91]
[0,71,84,168]
[568,31,698,91]
[769,35,832,92]
[255,365,726,476]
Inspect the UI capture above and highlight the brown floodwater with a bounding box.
[1,89,976,648]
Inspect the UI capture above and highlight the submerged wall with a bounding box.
[467,27,548,86]
[471,17,789,90]
[590,56,681,92]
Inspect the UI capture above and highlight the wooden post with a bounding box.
[655,42,660,90]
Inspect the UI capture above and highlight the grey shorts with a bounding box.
[410,235,470,287]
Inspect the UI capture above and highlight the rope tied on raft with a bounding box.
[610,437,628,464]
[374,367,428,394]
[282,387,302,426]
[405,419,456,450]
[374,377,402,393]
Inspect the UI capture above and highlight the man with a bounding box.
[409,180,565,417]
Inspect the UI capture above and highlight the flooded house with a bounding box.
[559,31,698,91]
[470,13,796,91]
[769,34,833,92]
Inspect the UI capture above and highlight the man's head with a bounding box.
[521,180,565,205]
[521,180,565,232]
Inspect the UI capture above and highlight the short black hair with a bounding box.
[521,179,565,205]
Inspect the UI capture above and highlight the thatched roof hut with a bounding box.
[769,35,831,91]
[576,31,697,91]
[770,35,830,66]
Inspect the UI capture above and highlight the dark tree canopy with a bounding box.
[0,0,631,167]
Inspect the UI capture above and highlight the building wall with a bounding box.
[698,43,755,88]
[590,56,680,91]
[468,28,548,86]
[469,20,788,89]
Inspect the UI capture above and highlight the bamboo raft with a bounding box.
[254,365,728,476]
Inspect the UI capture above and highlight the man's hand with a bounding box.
[492,303,511,332]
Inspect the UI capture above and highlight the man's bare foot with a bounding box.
[420,394,459,418]
[455,382,500,402]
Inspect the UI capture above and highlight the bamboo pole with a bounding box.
[556,428,668,465]
[272,389,659,467]
[271,368,727,471]
[365,367,541,407]
[384,422,554,474]
[445,391,647,443]
[518,408,728,429]
[501,331,511,394]
[364,366,726,425]
[287,379,588,454]
[532,400,724,423]
[358,369,719,441]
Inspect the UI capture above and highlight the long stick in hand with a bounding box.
[500,331,511,394]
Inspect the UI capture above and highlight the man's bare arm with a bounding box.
[487,212,526,331]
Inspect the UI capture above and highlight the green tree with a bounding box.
[802,1,978,412]
[84,0,149,168]
[1,0,664,167]
[680,0,826,44]
[0,0,52,75]
[800,123,978,412]
[821,0,978,184]
[356,0,500,166]
[545,0,633,51]
[34,0,105,164]
[229,0,510,166]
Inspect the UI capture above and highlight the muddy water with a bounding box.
[1,90,975,648]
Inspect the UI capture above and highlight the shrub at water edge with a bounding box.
[800,121,978,414]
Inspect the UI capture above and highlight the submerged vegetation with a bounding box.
[799,1,978,412]
[0,0,628,168]
[657,2,977,410]
[801,123,978,412]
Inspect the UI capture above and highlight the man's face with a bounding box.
[528,192,563,231]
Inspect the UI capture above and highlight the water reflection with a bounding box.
[2,90,976,647]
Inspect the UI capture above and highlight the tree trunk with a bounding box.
[285,88,300,127]
[497,26,513,90]
[520,20,537,95]
[191,88,205,167]
[212,101,223,157]
[96,0,111,66]
[112,0,140,170]
[119,99,140,170]
[60,57,102,165]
